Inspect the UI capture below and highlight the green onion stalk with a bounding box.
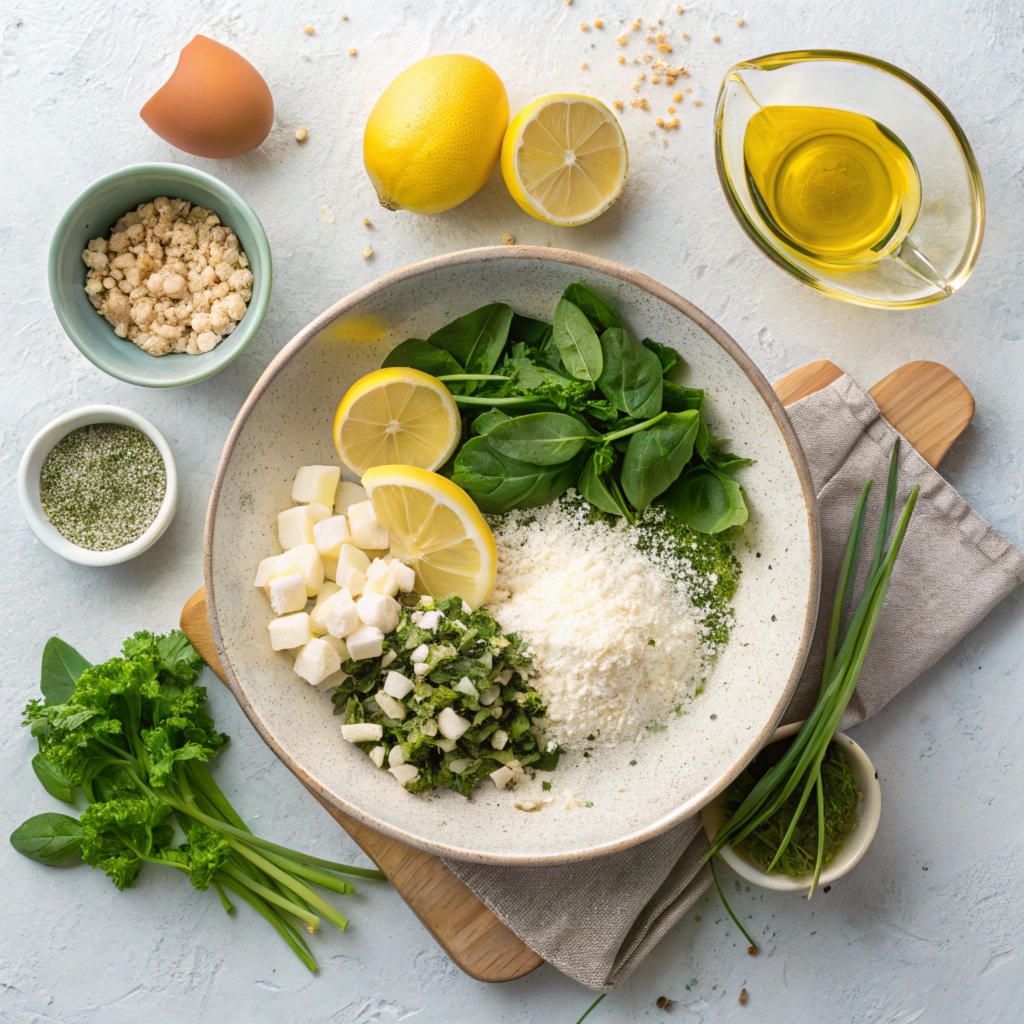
[704,440,919,948]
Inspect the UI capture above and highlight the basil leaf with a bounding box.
[597,328,664,419]
[382,338,464,377]
[642,337,681,376]
[509,313,552,346]
[578,452,623,516]
[660,465,749,533]
[40,637,90,706]
[562,282,622,332]
[452,436,581,513]
[10,812,83,866]
[471,409,511,436]
[427,303,514,375]
[32,753,75,804]
[487,412,593,466]
[552,299,603,382]
[662,380,705,412]
[621,410,700,511]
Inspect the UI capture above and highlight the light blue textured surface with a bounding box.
[2,1,1021,1021]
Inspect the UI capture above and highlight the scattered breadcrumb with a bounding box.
[501,232,515,245]
[581,22,589,30]
[676,4,683,11]
[594,19,604,29]
[617,55,626,64]
[747,945,758,956]
[340,13,348,19]
[295,125,308,142]
[613,99,623,110]
[693,98,703,106]
[303,25,314,35]
[686,86,692,92]
[656,997,673,1010]
[362,217,372,227]
[737,17,745,26]
[682,32,689,39]
[673,91,682,101]
[667,106,676,114]
[361,245,373,259]
[712,33,720,41]
[319,205,335,224]
[739,988,749,1005]
[348,46,357,56]
[581,60,588,68]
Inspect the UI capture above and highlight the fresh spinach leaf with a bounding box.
[10,812,83,865]
[471,409,511,436]
[708,450,754,474]
[427,303,514,375]
[509,313,552,346]
[552,299,603,383]
[621,410,700,511]
[661,380,704,412]
[661,466,749,533]
[382,338,463,377]
[597,328,664,419]
[562,282,622,332]
[579,451,622,516]
[452,436,582,513]
[487,412,594,466]
[40,637,90,706]
[32,753,75,804]
[642,337,681,376]
[695,413,711,461]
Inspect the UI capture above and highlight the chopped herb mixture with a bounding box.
[39,423,166,550]
[331,594,559,795]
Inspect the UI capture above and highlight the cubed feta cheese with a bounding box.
[341,722,383,743]
[293,465,341,507]
[381,650,397,668]
[437,706,471,741]
[268,612,311,651]
[387,744,406,767]
[489,765,514,789]
[383,670,415,700]
[313,514,350,558]
[419,717,438,737]
[319,588,360,638]
[413,662,431,676]
[368,745,386,768]
[356,593,400,633]
[490,729,509,750]
[388,764,419,786]
[454,676,478,697]
[321,634,350,664]
[389,559,416,592]
[334,480,368,514]
[435,737,457,752]
[364,559,399,597]
[449,758,471,774]
[260,545,323,597]
[309,582,341,636]
[268,573,307,616]
[411,644,429,663]
[335,543,370,594]
[418,610,443,632]
[278,503,331,549]
[374,690,407,720]
[347,500,389,550]
[346,624,385,660]
[478,685,501,706]
[293,636,341,685]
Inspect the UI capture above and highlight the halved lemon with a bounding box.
[500,93,628,226]
[334,367,461,476]
[362,465,496,609]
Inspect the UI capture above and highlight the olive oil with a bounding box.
[743,105,921,265]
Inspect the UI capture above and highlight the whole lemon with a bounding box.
[363,54,509,215]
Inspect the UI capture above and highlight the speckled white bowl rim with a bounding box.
[204,246,821,866]
[700,721,883,892]
[18,404,178,566]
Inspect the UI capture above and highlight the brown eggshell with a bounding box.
[141,35,274,158]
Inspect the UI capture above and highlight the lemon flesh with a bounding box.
[334,368,461,476]
[362,466,497,609]
[501,94,628,226]
[363,54,509,215]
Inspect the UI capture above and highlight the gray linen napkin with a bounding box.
[443,373,1024,990]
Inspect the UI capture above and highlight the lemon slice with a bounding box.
[362,465,496,609]
[501,94,628,226]
[334,368,461,476]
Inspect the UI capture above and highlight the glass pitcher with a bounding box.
[714,50,984,309]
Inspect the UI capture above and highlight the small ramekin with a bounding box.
[701,721,882,894]
[18,405,178,566]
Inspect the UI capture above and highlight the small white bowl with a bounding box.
[18,405,178,566]
[701,721,882,893]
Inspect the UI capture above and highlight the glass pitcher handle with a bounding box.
[893,237,953,296]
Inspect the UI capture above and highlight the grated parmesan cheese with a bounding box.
[487,497,703,749]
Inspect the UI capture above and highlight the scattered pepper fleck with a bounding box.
[823,884,832,892]
[295,125,308,142]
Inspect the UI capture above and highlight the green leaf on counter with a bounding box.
[32,753,76,804]
[40,637,90,706]
[10,812,83,866]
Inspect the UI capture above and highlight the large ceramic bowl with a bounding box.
[205,247,820,865]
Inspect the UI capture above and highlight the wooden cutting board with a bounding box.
[181,358,972,982]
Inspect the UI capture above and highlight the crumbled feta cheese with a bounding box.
[419,717,438,737]
[268,612,311,651]
[454,677,478,697]
[411,644,429,663]
[313,514,350,557]
[417,610,443,632]
[387,744,406,767]
[347,500,389,549]
[356,593,400,633]
[437,707,471,740]
[489,765,514,789]
[374,690,406,720]
[383,670,415,700]
[435,737,457,752]
[413,662,431,676]
[369,745,386,768]
[490,729,509,750]
[293,637,341,685]
[346,624,384,660]
[380,650,397,668]
[388,764,419,786]
[341,722,383,743]
[449,758,471,774]
[334,481,368,514]
[268,573,307,616]
[478,685,500,706]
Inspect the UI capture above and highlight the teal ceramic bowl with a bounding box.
[48,163,272,388]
